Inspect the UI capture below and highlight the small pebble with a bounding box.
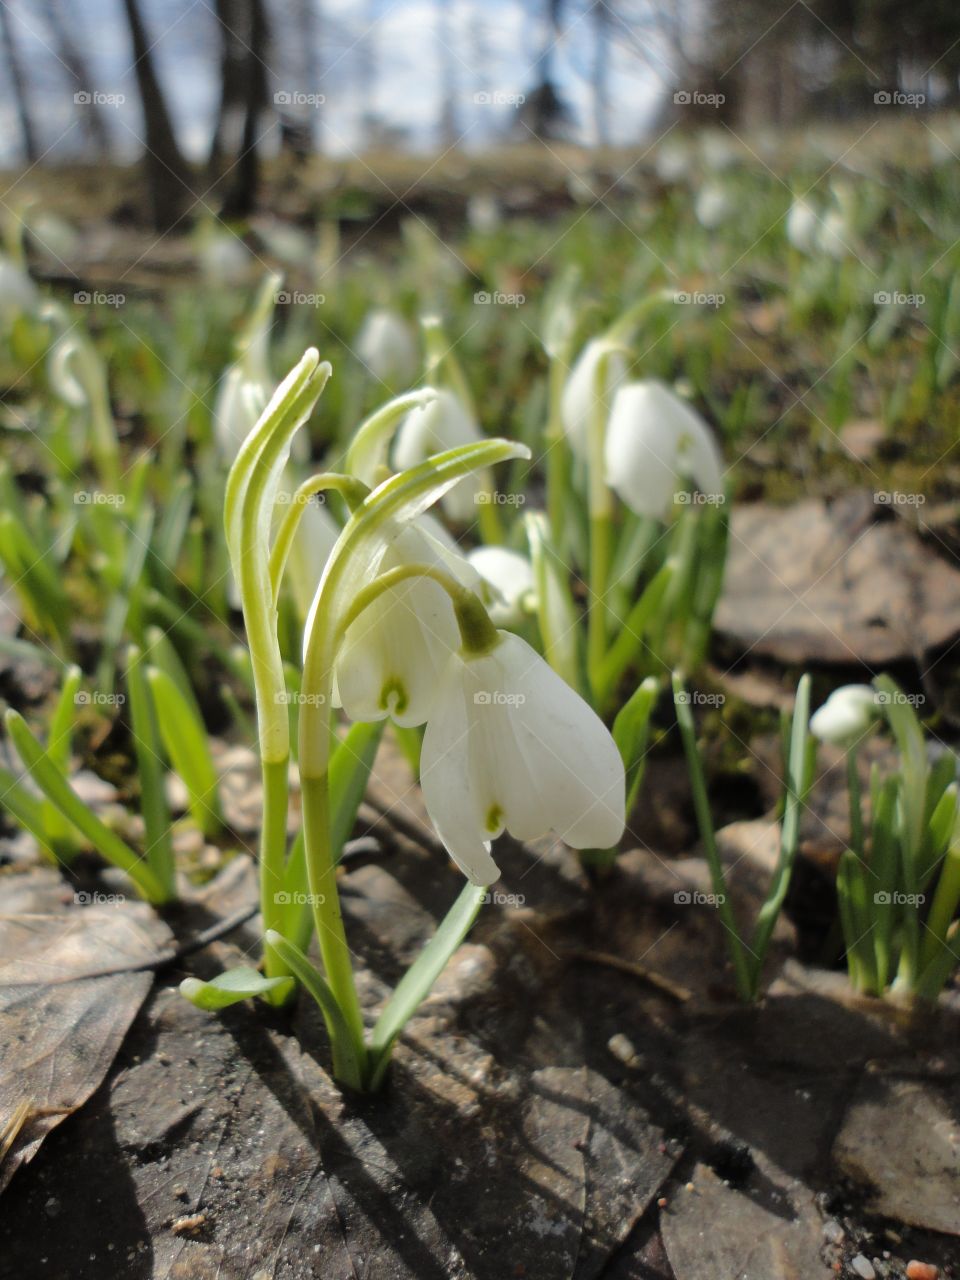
[906,1264,939,1280]
[171,1213,206,1236]
[44,1197,60,1218]
[684,1181,695,1192]
[607,1033,638,1066]
[851,1256,875,1280]
[822,1218,844,1244]
[657,1197,668,1209]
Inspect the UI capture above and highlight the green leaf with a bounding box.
[613,676,660,814]
[368,883,486,1090]
[146,666,223,837]
[748,673,812,993]
[596,560,674,706]
[526,511,581,693]
[179,966,293,1010]
[127,646,174,897]
[4,708,167,902]
[330,720,383,857]
[265,930,367,1091]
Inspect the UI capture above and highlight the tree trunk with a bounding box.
[120,0,193,230]
[42,0,110,156]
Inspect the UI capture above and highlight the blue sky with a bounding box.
[0,0,668,166]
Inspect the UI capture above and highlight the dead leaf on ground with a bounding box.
[0,866,171,1193]
[715,493,960,664]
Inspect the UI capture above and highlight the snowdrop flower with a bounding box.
[603,380,724,519]
[466,193,502,233]
[214,364,268,460]
[354,309,418,386]
[786,198,819,253]
[699,131,739,172]
[810,685,879,747]
[654,139,693,183]
[421,631,626,884]
[817,208,849,260]
[0,254,38,328]
[695,182,732,230]
[196,228,254,285]
[467,546,535,627]
[284,490,341,623]
[560,339,629,458]
[335,520,478,728]
[394,388,484,521]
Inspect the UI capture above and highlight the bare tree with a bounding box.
[41,0,110,156]
[518,0,574,139]
[0,2,39,162]
[209,0,271,217]
[121,0,193,229]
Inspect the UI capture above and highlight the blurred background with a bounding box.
[1,0,959,230]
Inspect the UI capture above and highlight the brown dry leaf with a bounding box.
[716,493,960,664]
[0,867,171,1193]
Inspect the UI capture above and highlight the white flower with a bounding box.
[285,491,341,623]
[0,255,38,328]
[467,546,535,626]
[560,339,629,458]
[817,208,849,260]
[466,193,501,233]
[603,380,724,519]
[786,199,819,253]
[420,632,626,884]
[334,521,477,729]
[695,183,732,230]
[213,364,268,460]
[810,684,878,746]
[354,309,418,386]
[394,388,483,521]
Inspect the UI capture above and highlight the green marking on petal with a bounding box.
[485,803,504,835]
[380,677,408,716]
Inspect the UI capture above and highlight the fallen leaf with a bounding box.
[716,493,960,664]
[0,867,171,1193]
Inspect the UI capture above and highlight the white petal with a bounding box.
[560,339,628,458]
[421,667,502,884]
[354,309,418,385]
[604,381,723,518]
[394,390,482,520]
[467,546,534,625]
[810,684,878,746]
[492,634,626,848]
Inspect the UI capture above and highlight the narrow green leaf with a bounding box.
[265,930,367,1091]
[4,708,167,902]
[329,720,383,857]
[179,966,293,1010]
[612,676,659,814]
[127,646,175,896]
[368,882,486,1089]
[146,666,223,837]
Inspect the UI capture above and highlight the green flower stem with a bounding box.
[260,756,294,1001]
[847,747,864,863]
[268,473,367,604]
[544,355,569,543]
[337,563,493,654]
[586,354,615,700]
[299,768,368,1080]
[672,675,753,1001]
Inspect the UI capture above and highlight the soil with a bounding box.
[1,764,958,1280]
